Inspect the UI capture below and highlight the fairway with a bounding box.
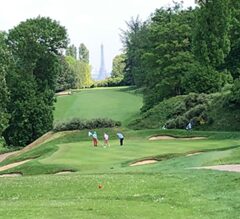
[54,87,142,125]
[1,1,240,218]
[0,88,240,218]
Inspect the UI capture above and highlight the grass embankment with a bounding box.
[130,92,240,131]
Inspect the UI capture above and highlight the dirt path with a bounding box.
[0,159,32,172]
[0,132,54,164]
[0,131,77,175]
[0,131,70,164]
[0,152,18,163]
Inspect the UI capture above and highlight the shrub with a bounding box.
[227,78,240,107]
[53,118,121,132]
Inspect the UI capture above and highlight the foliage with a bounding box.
[193,0,231,68]
[0,32,10,137]
[121,1,236,114]
[204,93,240,131]
[53,118,121,131]
[4,16,68,146]
[129,95,185,129]
[121,17,150,86]
[65,55,92,88]
[78,43,89,63]
[111,54,126,78]
[227,78,240,107]
[95,76,124,87]
[142,7,196,110]
[182,64,223,93]
[131,93,211,130]
[56,56,77,91]
[66,44,77,59]
[224,0,240,79]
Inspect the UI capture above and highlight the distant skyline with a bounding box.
[0,0,195,77]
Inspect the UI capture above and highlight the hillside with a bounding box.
[130,92,240,131]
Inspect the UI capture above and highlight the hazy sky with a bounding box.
[0,0,195,77]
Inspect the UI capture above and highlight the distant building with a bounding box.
[97,44,108,80]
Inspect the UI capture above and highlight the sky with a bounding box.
[0,0,195,78]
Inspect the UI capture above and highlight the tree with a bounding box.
[142,6,196,110]
[111,54,126,78]
[78,43,89,63]
[121,17,148,86]
[56,56,77,91]
[193,0,231,68]
[0,32,10,137]
[224,0,240,79]
[4,16,68,146]
[66,44,77,59]
[228,78,240,107]
[65,56,92,88]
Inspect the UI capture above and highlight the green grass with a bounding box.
[54,87,142,126]
[1,129,240,218]
[1,87,240,218]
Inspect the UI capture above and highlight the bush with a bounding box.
[130,93,212,130]
[95,76,124,87]
[227,78,240,107]
[53,118,121,132]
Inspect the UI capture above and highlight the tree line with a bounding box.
[120,0,240,112]
[0,16,92,146]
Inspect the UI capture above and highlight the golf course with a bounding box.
[0,87,240,219]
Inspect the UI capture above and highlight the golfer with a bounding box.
[92,131,98,147]
[103,133,110,147]
[117,132,124,146]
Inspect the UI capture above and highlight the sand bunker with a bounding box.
[130,159,158,166]
[194,164,240,173]
[186,152,202,157]
[149,136,207,141]
[55,91,72,96]
[0,159,32,172]
[55,170,74,175]
[0,173,22,177]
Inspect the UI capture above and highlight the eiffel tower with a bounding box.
[97,44,108,80]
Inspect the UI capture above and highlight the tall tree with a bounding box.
[111,54,126,78]
[0,32,10,137]
[224,0,240,79]
[193,0,231,68]
[142,6,196,110]
[66,44,77,59]
[78,43,89,63]
[4,16,68,146]
[121,17,150,86]
[56,56,77,91]
[65,56,92,88]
